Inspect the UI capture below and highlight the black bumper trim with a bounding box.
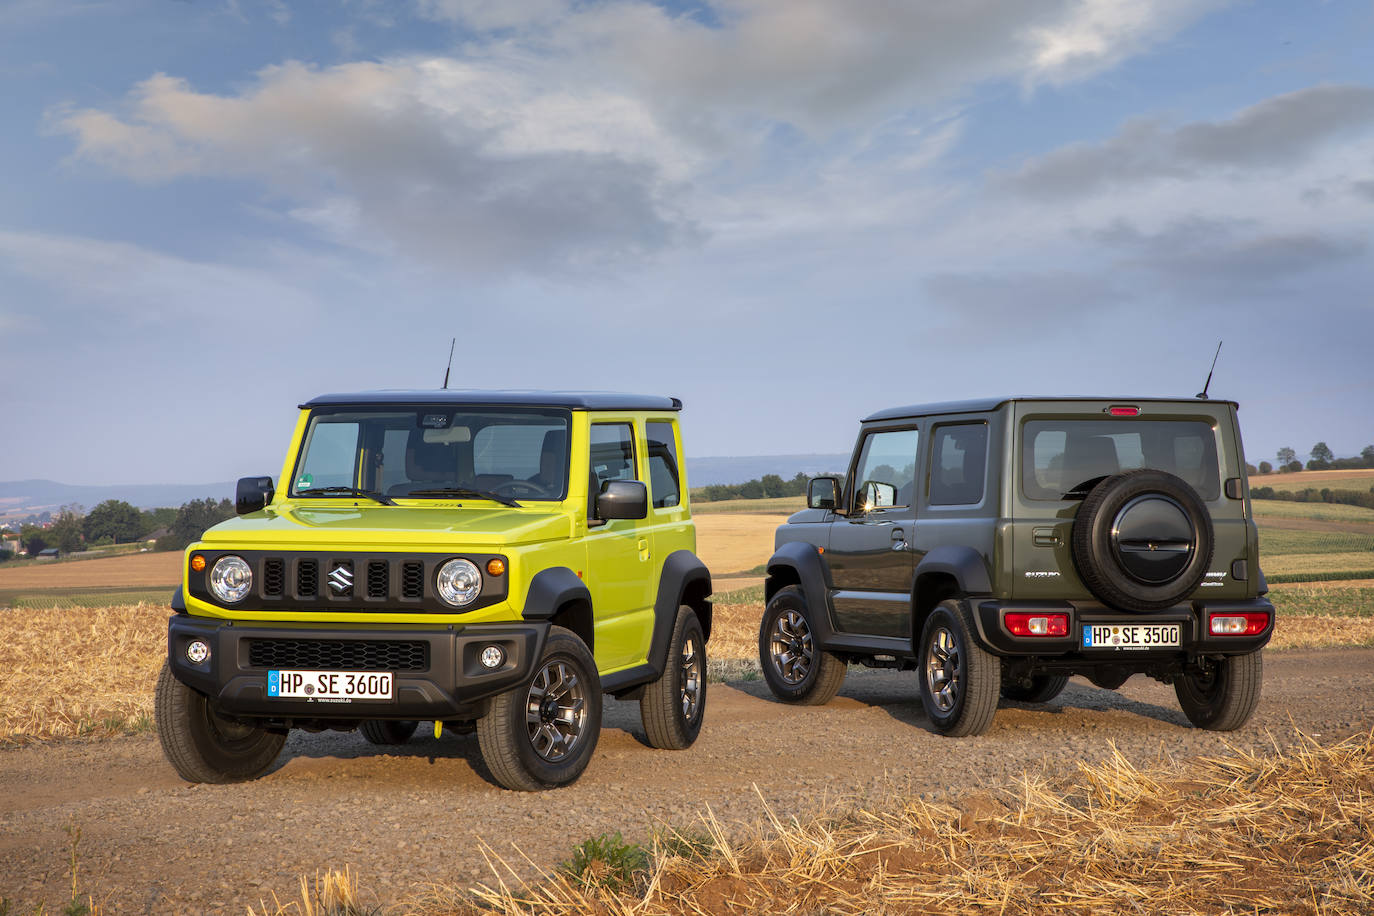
[167,616,548,720]
[973,597,1275,657]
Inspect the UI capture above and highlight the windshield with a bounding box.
[1022,418,1220,501]
[290,406,571,502]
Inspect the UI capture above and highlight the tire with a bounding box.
[1001,674,1069,704]
[477,627,602,791]
[359,720,419,745]
[1071,469,1215,613]
[155,662,286,784]
[917,599,1000,736]
[758,585,846,705]
[1175,651,1263,731]
[640,607,707,750]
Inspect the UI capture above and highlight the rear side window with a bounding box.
[1023,419,1220,500]
[929,423,988,506]
[646,421,681,509]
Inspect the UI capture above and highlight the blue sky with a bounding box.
[2,0,1372,485]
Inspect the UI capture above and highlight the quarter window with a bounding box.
[929,423,988,506]
[646,421,681,509]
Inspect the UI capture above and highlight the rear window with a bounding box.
[1022,419,1219,501]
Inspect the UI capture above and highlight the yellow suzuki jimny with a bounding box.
[156,391,711,790]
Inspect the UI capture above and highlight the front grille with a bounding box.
[297,560,319,598]
[367,561,389,599]
[248,638,429,671]
[401,562,424,599]
[263,559,285,597]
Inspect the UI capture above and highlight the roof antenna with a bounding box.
[1196,340,1222,399]
[441,337,455,390]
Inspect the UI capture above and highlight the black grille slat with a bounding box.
[297,560,318,598]
[263,559,285,597]
[401,562,424,599]
[367,561,389,599]
[248,638,428,671]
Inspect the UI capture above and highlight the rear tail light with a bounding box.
[1209,612,1269,636]
[1006,612,1069,637]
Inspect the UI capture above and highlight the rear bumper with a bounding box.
[167,615,547,721]
[972,597,1274,657]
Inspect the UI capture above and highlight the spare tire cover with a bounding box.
[1070,469,1214,613]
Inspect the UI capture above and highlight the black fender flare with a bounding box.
[522,567,592,620]
[647,550,712,672]
[914,545,993,597]
[763,541,837,647]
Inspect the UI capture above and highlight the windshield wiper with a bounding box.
[297,486,396,506]
[403,487,521,508]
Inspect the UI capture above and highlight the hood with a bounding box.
[198,502,573,551]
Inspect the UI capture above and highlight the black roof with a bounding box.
[301,390,682,411]
[863,396,1237,422]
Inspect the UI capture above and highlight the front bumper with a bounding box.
[167,615,547,721]
[972,597,1275,657]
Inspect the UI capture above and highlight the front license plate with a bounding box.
[267,670,393,700]
[1082,624,1181,650]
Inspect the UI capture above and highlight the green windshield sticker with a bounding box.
[297,474,313,489]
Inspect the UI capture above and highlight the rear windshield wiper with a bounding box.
[297,486,396,506]
[403,487,521,508]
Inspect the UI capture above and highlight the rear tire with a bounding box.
[359,720,419,745]
[477,627,602,791]
[758,586,846,705]
[918,599,1000,736]
[640,607,707,750]
[155,663,286,783]
[1175,651,1262,731]
[1001,674,1069,704]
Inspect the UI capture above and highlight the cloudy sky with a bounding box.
[2,0,1372,486]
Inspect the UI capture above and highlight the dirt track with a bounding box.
[2,648,1372,914]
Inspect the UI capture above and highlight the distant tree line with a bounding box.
[1250,442,1374,475]
[1249,486,1374,511]
[4,497,235,559]
[696,472,815,502]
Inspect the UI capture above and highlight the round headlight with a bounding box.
[436,558,482,607]
[209,555,253,604]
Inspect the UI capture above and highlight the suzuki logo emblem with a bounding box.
[328,564,353,593]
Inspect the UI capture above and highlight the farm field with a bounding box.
[1251,468,1374,491]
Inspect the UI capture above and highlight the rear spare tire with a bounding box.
[1071,469,1214,612]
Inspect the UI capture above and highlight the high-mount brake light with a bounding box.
[1107,406,1140,416]
[1209,612,1269,636]
[1005,612,1069,637]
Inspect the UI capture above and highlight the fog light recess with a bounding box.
[480,645,505,669]
[186,640,211,664]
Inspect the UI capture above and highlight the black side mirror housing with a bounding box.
[808,476,840,510]
[236,476,275,515]
[596,479,648,521]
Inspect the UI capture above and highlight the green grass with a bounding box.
[0,586,175,609]
[1258,528,1374,555]
[1252,501,1374,523]
[715,583,766,604]
[559,832,650,893]
[691,495,805,514]
[1267,570,1374,585]
[1270,586,1374,617]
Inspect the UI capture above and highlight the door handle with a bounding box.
[890,527,908,552]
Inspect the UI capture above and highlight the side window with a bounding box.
[589,422,637,489]
[929,423,988,506]
[851,428,919,512]
[646,421,681,509]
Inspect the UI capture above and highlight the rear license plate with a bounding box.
[267,670,393,700]
[1082,624,1180,650]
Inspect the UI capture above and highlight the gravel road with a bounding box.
[3,647,1372,914]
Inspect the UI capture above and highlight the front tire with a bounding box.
[640,607,707,750]
[155,662,286,783]
[918,599,1000,736]
[477,627,602,791]
[1175,652,1262,731]
[1001,674,1069,704]
[359,720,419,745]
[758,585,846,705]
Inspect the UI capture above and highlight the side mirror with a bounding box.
[807,476,840,510]
[596,479,648,521]
[236,476,275,515]
[858,480,896,511]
